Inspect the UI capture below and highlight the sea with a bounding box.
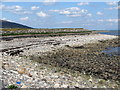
[98,30,120,36]
[98,30,120,56]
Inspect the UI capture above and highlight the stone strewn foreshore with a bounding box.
[0,34,120,88]
[33,38,120,81]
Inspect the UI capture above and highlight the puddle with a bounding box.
[102,47,120,56]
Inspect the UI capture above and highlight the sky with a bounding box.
[0,1,119,30]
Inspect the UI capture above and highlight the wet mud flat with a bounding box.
[30,38,120,83]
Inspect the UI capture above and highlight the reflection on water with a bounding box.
[102,47,120,56]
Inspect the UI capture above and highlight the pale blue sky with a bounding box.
[0,1,119,30]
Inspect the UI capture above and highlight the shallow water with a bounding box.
[102,47,120,56]
[98,30,119,36]
[99,30,119,56]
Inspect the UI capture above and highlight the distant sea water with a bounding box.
[98,30,120,36]
[98,30,120,56]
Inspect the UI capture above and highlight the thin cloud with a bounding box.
[106,2,117,5]
[36,11,48,17]
[0,4,5,9]
[98,19,118,22]
[97,12,103,15]
[2,17,14,22]
[107,19,118,22]
[1,4,23,11]
[31,6,39,10]
[2,0,18,1]
[60,11,71,15]
[1,4,32,14]
[61,21,72,24]
[87,13,92,17]
[67,7,80,11]
[43,0,57,5]
[105,5,120,10]
[50,7,91,17]
[98,19,104,22]
[20,17,29,21]
[77,2,89,6]
[49,9,60,12]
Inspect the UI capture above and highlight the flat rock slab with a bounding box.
[0,34,118,56]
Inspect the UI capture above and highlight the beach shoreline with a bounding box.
[0,34,118,54]
[1,34,120,88]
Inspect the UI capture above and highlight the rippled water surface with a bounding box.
[98,30,119,36]
[102,47,120,56]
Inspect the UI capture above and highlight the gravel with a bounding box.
[0,34,119,88]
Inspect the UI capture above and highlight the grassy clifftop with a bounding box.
[1,28,92,36]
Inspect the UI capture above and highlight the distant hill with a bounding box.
[0,20,33,29]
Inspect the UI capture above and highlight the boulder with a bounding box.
[27,73,32,77]
[6,50,23,56]
[73,46,84,49]
[17,67,26,74]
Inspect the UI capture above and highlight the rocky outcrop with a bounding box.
[6,50,23,56]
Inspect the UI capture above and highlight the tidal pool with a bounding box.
[102,47,120,56]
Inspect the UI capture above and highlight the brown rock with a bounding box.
[21,85,28,88]
[28,73,32,77]
[17,67,26,74]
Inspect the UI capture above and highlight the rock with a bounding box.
[28,73,32,77]
[0,61,2,66]
[65,45,70,47]
[10,70,18,74]
[98,40,106,43]
[98,79,106,84]
[88,78,93,83]
[0,61,3,69]
[21,85,28,88]
[41,79,47,82]
[17,67,26,74]
[6,50,23,56]
[2,64,9,70]
[73,46,84,49]
[54,83,60,88]
[53,42,60,46]
[61,84,68,88]
[74,86,80,89]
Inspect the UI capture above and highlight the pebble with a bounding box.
[54,83,60,88]
[61,84,68,88]
[1,34,119,88]
[17,67,26,74]
[3,64,9,70]
[10,71,18,75]
[28,73,32,77]
[21,85,28,88]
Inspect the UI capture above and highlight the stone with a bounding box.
[41,79,47,82]
[6,50,23,56]
[65,45,70,47]
[28,73,32,77]
[21,85,28,88]
[0,62,3,69]
[88,78,93,82]
[73,46,84,49]
[54,83,60,88]
[3,64,9,70]
[17,67,26,74]
[10,70,18,74]
[0,61,2,67]
[61,84,68,88]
